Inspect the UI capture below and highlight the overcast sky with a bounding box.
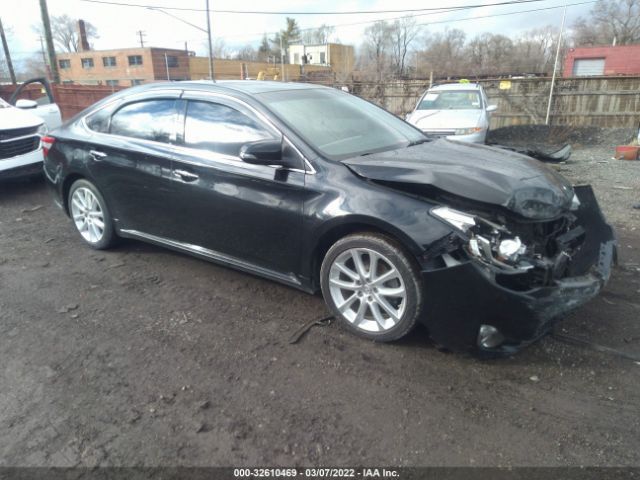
[5,0,594,64]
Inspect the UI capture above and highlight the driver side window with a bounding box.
[183,100,274,157]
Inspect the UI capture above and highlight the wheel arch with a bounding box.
[308,216,423,292]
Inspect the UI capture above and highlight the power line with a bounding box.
[164,0,596,42]
[78,0,548,14]
[416,0,596,27]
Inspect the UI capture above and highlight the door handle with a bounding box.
[89,150,107,160]
[173,169,199,182]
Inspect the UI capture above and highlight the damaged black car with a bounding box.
[43,81,616,356]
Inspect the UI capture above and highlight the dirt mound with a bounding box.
[487,125,638,149]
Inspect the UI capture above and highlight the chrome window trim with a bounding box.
[181,90,316,175]
[80,88,317,175]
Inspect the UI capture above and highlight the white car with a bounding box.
[1,78,62,180]
[405,83,497,144]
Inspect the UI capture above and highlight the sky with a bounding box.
[3,0,595,66]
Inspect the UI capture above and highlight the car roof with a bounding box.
[428,83,482,91]
[140,80,328,95]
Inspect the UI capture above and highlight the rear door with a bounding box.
[83,92,181,237]
[167,93,307,277]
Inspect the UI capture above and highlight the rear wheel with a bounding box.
[68,179,116,250]
[320,233,423,342]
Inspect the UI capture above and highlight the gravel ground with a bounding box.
[1,144,639,467]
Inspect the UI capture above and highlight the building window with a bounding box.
[294,53,300,64]
[320,52,326,64]
[128,55,143,66]
[58,59,71,69]
[131,79,144,86]
[103,56,117,67]
[81,58,94,69]
[105,80,119,87]
[165,55,178,68]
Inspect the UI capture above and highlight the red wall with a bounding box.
[564,45,640,77]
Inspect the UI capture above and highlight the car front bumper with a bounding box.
[0,148,44,180]
[419,185,616,356]
[444,131,487,143]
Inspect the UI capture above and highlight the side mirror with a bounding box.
[486,104,498,113]
[16,99,38,109]
[240,139,294,168]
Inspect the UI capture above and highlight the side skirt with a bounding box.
[119,229,313,294]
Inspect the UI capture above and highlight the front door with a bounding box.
[168,95,307,278]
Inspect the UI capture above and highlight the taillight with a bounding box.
[41,135,56,157]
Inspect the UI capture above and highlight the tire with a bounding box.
[68,179,116,250]
[320,232,423,342]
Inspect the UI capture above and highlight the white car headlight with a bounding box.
[454,127,483,136]
[37,124,48,136]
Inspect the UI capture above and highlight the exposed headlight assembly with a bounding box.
[432,206,531,271]
[37,124,48,136]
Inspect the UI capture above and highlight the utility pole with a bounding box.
[205,0,215,80]
[545,5,567,126]
[0,17,16,84]
[39,0,59,83]
[39,36,50,79]
[279,35,284,82]
[164,53,170,81]
[137,30,146,48]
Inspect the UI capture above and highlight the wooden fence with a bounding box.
[346,76,640,129]
[2,76,639,128]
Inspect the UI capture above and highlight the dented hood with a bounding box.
[342,139,575,220]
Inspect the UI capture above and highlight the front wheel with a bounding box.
[320,233,423,342]
[68,179,116,250]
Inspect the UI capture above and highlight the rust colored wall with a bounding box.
[564,45,640,77]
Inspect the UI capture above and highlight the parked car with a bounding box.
[0,78,62,180]
[405,82,496,143]
[43,81,616,356]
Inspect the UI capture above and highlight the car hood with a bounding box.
[407,109,483,129]
[0,104,43,130]
[343,139,575,220]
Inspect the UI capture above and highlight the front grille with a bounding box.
[0,125,40,141]
[0,136,40,160]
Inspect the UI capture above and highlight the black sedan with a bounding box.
[43,81,616,355]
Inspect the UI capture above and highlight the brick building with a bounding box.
[564,45,640,77]
[56,47,192,86]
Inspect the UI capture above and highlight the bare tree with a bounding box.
[513,26,558,73]
[417,28,467,77]
[571,0,640,45]
[34,14,98,52]
[389,16,420,77]
[361,20,392,81]
[235,45,258,61]
[302,24,336,44]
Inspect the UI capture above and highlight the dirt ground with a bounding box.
[1,145,639,467]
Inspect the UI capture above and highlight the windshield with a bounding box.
[0,98,10,108]
[259,88,426,160]
[417,90,482,110]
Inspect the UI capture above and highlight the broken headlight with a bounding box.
[432,206,531,271]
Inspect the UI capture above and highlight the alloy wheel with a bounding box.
[328,247,407,333]
[70,187,105,244]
